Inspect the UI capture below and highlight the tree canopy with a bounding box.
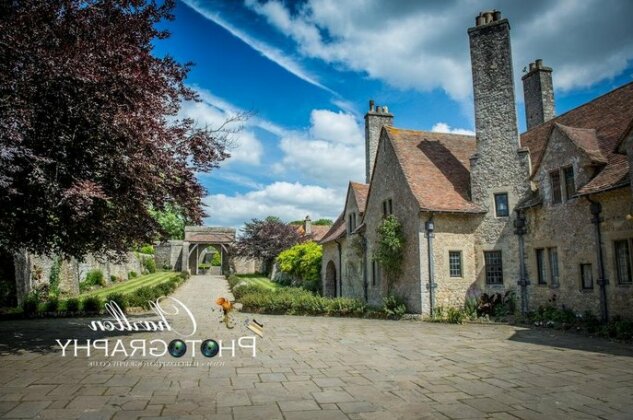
[234,218,301,273]
[0,0,238,258]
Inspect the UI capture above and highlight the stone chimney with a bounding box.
[522,59,555,130]
[304,215,312,236]
[364,100,393,183]
[468,10,528,206]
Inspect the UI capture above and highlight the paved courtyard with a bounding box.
[0,275,632,419]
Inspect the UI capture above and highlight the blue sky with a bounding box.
[153,0,633,227]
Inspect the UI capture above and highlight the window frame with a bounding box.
[580,263,593,290]
[494,193,509,218]
[448,251,463,278]
[484,250,503,285]
[382,198,393,218]
[563,166,576,200]
[614,239,633,285]
[550,170,562,204]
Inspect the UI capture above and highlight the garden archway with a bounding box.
[181,227,235,276]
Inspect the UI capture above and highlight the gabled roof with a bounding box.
[319,213,346,244]
[520,82,633,194]
[350,182,369,213]
[577,154,629,195]
[384,127,485,213]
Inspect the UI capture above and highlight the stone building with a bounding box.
[320,10,633,319]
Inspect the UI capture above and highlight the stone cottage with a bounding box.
[320,10,633,319]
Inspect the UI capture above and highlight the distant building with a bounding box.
[321,10,633,320]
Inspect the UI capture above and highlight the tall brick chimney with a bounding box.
[468,10,527,206]
[364,100,393,183]
[522,59,555,130]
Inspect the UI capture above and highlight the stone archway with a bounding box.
[325,260,337,297]
[181,227,235,276]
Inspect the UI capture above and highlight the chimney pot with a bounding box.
[535,59,543,68]
[529,62,535,71]
[383,106,389,113]
[369,99,375,112]
[493,10,501,21]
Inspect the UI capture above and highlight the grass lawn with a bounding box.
[79,272,180,299]
[236,275,278,290]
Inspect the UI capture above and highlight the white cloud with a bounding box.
[245,0,633,101]
[276,109,365,184]
[431,122,475,136]
[178,90,264,165]
[181,0,336,95]
[309,109,363,144]
[203,181,343,227]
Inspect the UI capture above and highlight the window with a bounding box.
[382,199,393,217]
[372,260,381,286]
[484,251,503,285]
[494,193,509,217]
[536,249,546,285]
[581,264,593,289]
[563,166,576,200]
[614,239,632,284]
[550,171,562,204]
[449,251,462,277]
[348,213,357,234]
[548,248,559,287]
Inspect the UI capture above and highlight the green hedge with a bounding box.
[276,241,322,292]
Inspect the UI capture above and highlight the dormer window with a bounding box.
[550,171,562,204]
[494,193,509,217]
[563,166,576,200]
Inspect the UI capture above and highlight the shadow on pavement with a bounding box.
[0,313,162,355]
[508,326,633,357]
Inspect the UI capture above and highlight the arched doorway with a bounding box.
[181,227,235,276]
[198,245,222,275]
[325,260,337,297]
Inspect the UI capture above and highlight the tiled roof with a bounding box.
[554,124,608,164]
[578,154,630,195]
[385,127,485,213]
[319,213,346,244]
[350,182,369,213]
[521,82,633,194]
[296,224,331,242]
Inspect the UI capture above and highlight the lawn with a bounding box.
[79,272,181,299]
[236,275,278,290]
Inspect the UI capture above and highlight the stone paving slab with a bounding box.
[0,274,632,419]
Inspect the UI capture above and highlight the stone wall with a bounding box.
[232,257,264,275]
[363,131,423,313]
[155,240,183,271]
[321,241,340,297]
[14,252,144,303]
[341,188,365,300]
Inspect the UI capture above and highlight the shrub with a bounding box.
[106,293,128,312]
[143,257,156,274]
[81,269,105,292]
[65,298,80,312]
[227,275,243,289]
[128,271,138,279]
[198,263,211,270]
[211,252,221,266]
[233,284,270,300]
[373,215,405,289]
[45,296,59,312]
[382,294,407,319]
[82,296,103,313]
[464,297,478,320]
[129,286,155,309]
[446,307,465,324]
[139,244,154,255]
[22,293,38,315]
[276,241,322,292]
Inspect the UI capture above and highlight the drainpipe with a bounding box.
[588,197,609,322]
[514,209,529,317]
[425,216,437,317]
[361,234,368,302]
[336,240,342,298]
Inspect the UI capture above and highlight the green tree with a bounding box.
[313,218,333,225]
[150,203,186,240]
[277,241,322,293]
